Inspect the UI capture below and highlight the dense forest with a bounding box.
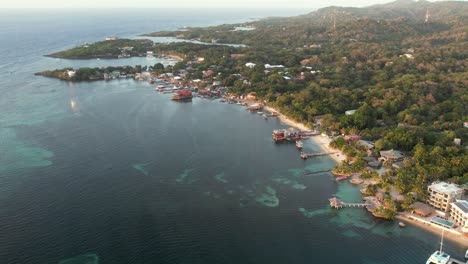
[47,39,154,59]
[43,0,468,193]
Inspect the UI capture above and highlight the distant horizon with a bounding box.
[0,0,445,9]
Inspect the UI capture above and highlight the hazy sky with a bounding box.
[2,0,416,8]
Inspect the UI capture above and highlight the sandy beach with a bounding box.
[263,106,347,164]
[396,213,468,247]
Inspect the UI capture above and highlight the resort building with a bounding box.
[379,149,404,162]
[358,140,375,150]
[411,202,434,217]
[450,200,468,233]
[427,182,464,212]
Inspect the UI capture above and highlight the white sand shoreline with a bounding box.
[396,213,468,247]
[263,106,346,164]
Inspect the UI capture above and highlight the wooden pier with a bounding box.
[329,197,369,209]
[300,151,338,159]
[303,169,332,175]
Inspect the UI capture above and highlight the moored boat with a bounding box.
[399,222,406,228]
[336,176,348,182]
[425,230,464,264]
[262,114,268,119]
[296,141,303,149]
[156,85,165,91]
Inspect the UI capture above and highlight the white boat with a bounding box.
[426,230,463,264]
[296,141,303,149]
[465,249,468,259]
[426,251,450,264]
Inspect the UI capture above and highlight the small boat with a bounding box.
[262,114,268,119]
[257,111,264,115]
[465,249,468,259]
[399,222,406,228]
[296,141,303,149]
[336,176,348,182]
[156,85,165,91]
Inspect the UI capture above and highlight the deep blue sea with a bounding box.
[0,8,465,264]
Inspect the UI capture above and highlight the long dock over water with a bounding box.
[301,151,338,159]
[303,169,332,175]
[329,197,369,209]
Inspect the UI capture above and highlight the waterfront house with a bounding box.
[358,140,375,150]
[427,182,464,213]
[450,200,468,233]
[379,149,404,162]
[411,202,434,217]
[67,70,76,78]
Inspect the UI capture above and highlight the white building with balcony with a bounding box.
[450,200,468,233]
[427,182,463,212]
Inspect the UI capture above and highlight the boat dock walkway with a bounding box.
[303,169,332,175]
[329,197,369,209]
[301,151,338,159]
[448,258,466,264]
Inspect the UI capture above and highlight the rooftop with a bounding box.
[411,202,433,216]
[451,200,468,214]
[429,182,463,195]
[380,149,404,159]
